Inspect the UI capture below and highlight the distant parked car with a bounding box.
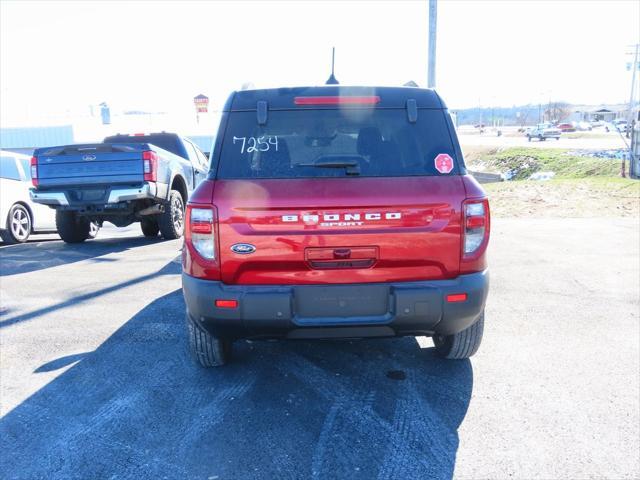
[576,121,593,131]
[613,119,629,133]
[527,123,561,141]
[556,123,576,132]
[0,152,57,243]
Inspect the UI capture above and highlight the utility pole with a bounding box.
[627,44,639,135]
[428,0,437,88]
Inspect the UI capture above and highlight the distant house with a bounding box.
[570,105,629,123]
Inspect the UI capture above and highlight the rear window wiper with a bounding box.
[295,155,363,175]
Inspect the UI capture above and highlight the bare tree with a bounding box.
[544,102,572,123]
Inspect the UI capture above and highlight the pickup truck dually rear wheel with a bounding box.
[140,217,160,237]
[158,190,184,240]
[186,313,231,367]
[56,211,90,243]
[433,311,484,359]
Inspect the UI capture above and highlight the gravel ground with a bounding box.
[0,218,638,479]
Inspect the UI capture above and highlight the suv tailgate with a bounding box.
[214,176,465,285]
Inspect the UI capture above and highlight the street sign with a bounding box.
[194,94,209,113]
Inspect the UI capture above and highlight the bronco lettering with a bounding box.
[281,212,402,223]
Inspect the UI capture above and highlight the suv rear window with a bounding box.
[216,109,457,179]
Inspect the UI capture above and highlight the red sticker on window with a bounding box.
[434,153,454,174]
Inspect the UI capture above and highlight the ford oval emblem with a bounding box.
[83,154,97,161]
[231,243,256,254]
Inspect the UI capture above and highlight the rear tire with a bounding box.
[56,210,90,243]
[158,190,184,240]
[433,312,484,359]
[186,313,231,367]
[2,204,32,244]
[140,217,160,237]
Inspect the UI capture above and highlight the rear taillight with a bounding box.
[463,199,490,257]
[30,156,38,187]
[142,150,158,182]
[186,206,216,260]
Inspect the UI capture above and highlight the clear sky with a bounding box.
[1,0,639,126]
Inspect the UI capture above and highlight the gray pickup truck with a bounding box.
[30,132,209,243]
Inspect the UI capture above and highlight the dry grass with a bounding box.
[485,178,640,218]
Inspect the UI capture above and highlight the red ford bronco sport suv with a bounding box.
[182,86,490,366]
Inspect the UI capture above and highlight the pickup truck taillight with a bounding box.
[30,156,38,187]
[460,198,490,273]
[186,206,216,260]
[142,150,158,182]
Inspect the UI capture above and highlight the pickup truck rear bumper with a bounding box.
[30,183,165,207]
[182,270,489,340]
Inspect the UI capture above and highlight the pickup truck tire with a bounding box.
[433,311,484,359]
[158,190,185,240]
[186,313,231,367]
[56,210,91,243]
[140,218,160,237]
[2,204,32,244]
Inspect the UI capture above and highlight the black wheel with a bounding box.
[186,313,231,367]
[433,312,484,359]
[539,135,544,141]
[527,135,531,142]
[158,190,185,240]
[140,217,160,237]
[55,210,90,243]
[2,204,31,244]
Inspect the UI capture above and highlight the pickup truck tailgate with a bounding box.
[35,145,143,188]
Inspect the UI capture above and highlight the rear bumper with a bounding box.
[182,270,489,340]
[30,182,166,207]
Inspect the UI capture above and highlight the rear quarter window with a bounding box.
[216,109,458,179]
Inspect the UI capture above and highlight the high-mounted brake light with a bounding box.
[463,199,490,256]
[187,206,216,260]
[294,96,380,106]
[142,150,158,182]
[30,156,38,187]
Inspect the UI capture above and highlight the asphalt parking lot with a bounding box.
[0,218,638,479]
